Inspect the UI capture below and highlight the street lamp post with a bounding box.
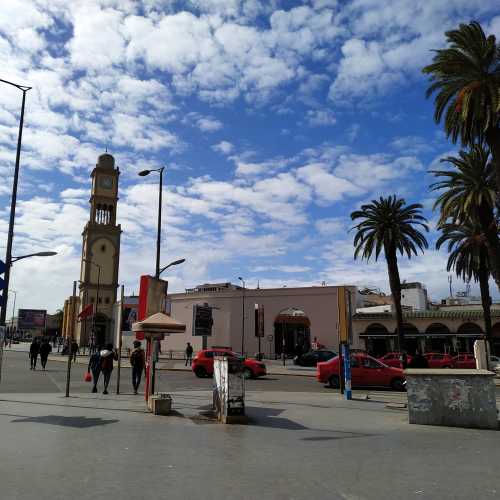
[138,167,165,278]
[9,290,17,345]
[0,78,32,328]
[238,277,245,355]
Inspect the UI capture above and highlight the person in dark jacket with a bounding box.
[408,350,429,369]
[29,339,40,370]
[88,349,102,393]
[39,338,52,370]
[185,342,194,366]
[100,344,118,394]
[71,340,79,362]
[130,341,146,394]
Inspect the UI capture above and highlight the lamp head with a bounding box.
[138,170,151,177]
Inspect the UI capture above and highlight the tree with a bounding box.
[423,21,500,284]
[436,221,492,339]
[430,145,500,286]
[351,196,429,351]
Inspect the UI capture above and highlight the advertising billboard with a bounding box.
[193,304,213,336]
[254,304,264,337]
[18,309,47,330]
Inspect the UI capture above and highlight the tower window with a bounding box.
[105,297,110,304]
[90,297,95,303]
[101,244,106,252]
[98,297,102,304]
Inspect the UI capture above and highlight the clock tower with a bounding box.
[77,153,121,347]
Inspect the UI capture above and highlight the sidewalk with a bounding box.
[0,389,498,500]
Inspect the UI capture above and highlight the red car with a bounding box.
[317,353,405,391]
[453,353,476,369]
[192,348,267,379]
[424,353,454,368]
[378,352,413,368]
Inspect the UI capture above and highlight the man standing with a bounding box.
[29,338,40,370]
[130,341,146,395]
[39,338,52,370]
[185,342,194,366]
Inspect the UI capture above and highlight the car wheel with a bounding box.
[390,378,405,391]
[328,375,340,388]
[243,367,253,379]
[194,367,207,378]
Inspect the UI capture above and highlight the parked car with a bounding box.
[293,350,337,367]
[424,352,454,368]
[378,352,413,368]
[317,353,405,391]
[192,348,266,379]
[452,353,476,369]
[490,356,500,372]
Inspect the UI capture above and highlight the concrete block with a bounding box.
[148,393,172,415]
[405,369,498,430]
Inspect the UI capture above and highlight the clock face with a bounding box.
[100,176,113,189]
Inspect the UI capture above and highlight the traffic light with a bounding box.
[0,259,6,308]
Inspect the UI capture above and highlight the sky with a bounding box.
[0,0,499,314]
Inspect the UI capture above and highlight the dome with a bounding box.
[97,153,115,169]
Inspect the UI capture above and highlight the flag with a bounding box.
[78,303,94,321]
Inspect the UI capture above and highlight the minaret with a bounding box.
[76,153,121,347]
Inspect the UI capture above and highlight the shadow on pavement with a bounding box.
[246,406,309,430]
[11,414,119,428]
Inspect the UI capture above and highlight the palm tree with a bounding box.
[436,221,492,339]
[430,145,500,286]
[351,196,429,351]
[423,21,500,283]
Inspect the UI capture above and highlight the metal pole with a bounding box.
[0,89,28,327]
[116,285,124,395]
[65,280,77,397]
[9,291,17,345]
[241,285,245,355]
[155,168,163,279]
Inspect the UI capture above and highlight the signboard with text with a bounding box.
[18,309,47,330]
[193,304,213,336]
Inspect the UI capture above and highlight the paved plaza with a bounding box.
[0,350,499,500]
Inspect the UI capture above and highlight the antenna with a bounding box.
[448,275,453,298]
[257,280,260,289]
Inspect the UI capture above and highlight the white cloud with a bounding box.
[212,140,234,155]
[306,109,336,126]
[197,117,223,132]
[315,218,344,236]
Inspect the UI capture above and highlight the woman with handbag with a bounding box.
[87,349,102,393]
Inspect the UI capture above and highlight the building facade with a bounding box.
[353,308,500,356]
[75,153,122,346]
[160,284,360,357]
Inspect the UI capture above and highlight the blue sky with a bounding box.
[0,0,499,313]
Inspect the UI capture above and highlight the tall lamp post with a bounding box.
[238,277,245,355]
[9,290,17,344]
[138,167,165,278]
[0,78,32,328]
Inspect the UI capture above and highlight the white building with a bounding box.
[400,282,428,311]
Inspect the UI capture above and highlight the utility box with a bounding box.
[148,392,172,415]
[405,369,498,430]
[213,356,247,424]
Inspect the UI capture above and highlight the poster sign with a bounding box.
[193,304,213,336]
[18,309,46,329]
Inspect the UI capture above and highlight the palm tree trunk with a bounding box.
[478,251,492,340]
[385,244,405,352]
[485,127,500,291]
[477,200,500,292]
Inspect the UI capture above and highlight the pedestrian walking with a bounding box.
[71,340,79,362]
[39,338,52,370]
[130,341,146,394]
[29,338,40,370]
[185,342,194,366]
[88,348,102,393]
[100,344,118,394]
